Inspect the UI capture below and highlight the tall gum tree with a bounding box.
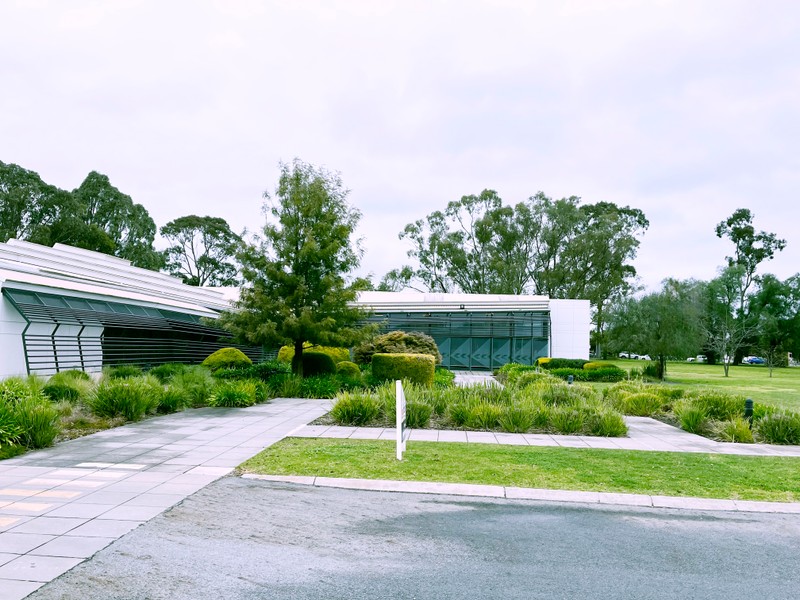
[217,160,372,375]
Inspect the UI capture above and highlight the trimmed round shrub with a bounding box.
[201,348,253,372]
[354,331,442,365]
[302,351,337,377]
[336,361,361,378]
[371,353,436,386]
[278,344,351,364]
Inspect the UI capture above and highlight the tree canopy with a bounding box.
[387,190,649,355]
[216,159,372,375]
[161,215,243,286]
[0,162,162,270]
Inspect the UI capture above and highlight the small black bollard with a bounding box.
[744,398,754,429]
[567,375,574,385]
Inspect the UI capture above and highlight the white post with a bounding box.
[396,379,407,460]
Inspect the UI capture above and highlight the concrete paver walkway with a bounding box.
[294,416,800,457]
[0,398,329,600]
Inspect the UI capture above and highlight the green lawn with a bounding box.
[612,360,800,411]
[240,438,800,502]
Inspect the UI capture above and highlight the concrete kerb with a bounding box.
[240,473,800,514]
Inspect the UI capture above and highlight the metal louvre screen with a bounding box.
[3,288,263,374]
[365,311,550,371]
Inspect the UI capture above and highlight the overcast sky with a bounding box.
[1,0,798,293]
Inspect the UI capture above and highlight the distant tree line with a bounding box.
[0,161,241,286]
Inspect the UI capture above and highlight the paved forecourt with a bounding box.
[0,398,329,600]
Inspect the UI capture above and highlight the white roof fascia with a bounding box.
[0,269,219,318]
[0,240,229,310]
[355,291,550,312]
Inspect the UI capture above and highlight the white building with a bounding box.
[0,240,590,377]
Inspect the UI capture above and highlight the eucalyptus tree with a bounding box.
[161,215,243,286]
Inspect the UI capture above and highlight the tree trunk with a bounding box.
[291,339,304,377]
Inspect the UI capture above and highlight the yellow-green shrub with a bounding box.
[277,343,350,364]
[201,348,252,372]
[371,353,435,386]
[336,361,361,378]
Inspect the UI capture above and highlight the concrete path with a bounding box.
[0,398,329,600]
[294,416,800,457]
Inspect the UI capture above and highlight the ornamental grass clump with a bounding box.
[330,391,380,426]
[755,412,800,445]
[498,405,536,433]
[158,385,191,414]
[15,395,60,448]
[466,402,503,430]
[548,406,585,434]
[170,366,216,407]
[685,390,743,422]
[406,402,433,428]
[715,418,754,443]
[211,380,258,408]
[673,400,708,434]
[0,399,22,448]
[615,392,663,417]
[586,410,628,437]
[89,376,162,421]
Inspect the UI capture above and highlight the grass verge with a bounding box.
[240,437,800,502]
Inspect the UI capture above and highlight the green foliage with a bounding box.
[105,365,143,379]
[279,344,351,365]
[336,361,361,379]
[43,370,94,403]
[0,399,22,447]
[15,395,60,448]
[715,418,754,443]
[301,351,337,377]
[215,159,372,377]
[540,358,589,370]
[587,410,628,437]
[269,374,304,398]
[406,402,433,428]
[148,363,188,383]
[495,363,536,384]
[158,385,191,414]
[211,380,258,408]
[498,405,535,433]
[674,400,708,434]
[685,390,744,421]
[433,367,456,388]
[88,376,162,421]
[583,361,615,370]
[353,331,442,365]
[548,406,585,434]
[549,366,626,382]
[201,348,253,372]
[299,375,340,399]
[755,412,800,445]
[42,382,80,403]
[641,361,662,379]
[331,392,380,426]
[213,360,291,382]
[613,392,663,416]
[371,353,436,386]
[466,402,503,430]
[161,215,243,286]
[170,366,216,407]
[447,403,471,427]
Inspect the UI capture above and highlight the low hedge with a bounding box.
[549,366,626,382]
[371,353,435,386]
[539,358,590,370]
[201,348,252,372]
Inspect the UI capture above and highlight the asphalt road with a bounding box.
[30,478,800,600]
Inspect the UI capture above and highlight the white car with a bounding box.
[618,352,639,359]
[638,354,652,361]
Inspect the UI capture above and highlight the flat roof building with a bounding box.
[0,240,590,377]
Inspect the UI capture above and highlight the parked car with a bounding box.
[686,355,707,363]
[618,352,638,359]
[742,356,765,365]
[637,354,651,361]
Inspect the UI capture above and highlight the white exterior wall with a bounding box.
[549,299,591,360]
[0,289,29,377]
